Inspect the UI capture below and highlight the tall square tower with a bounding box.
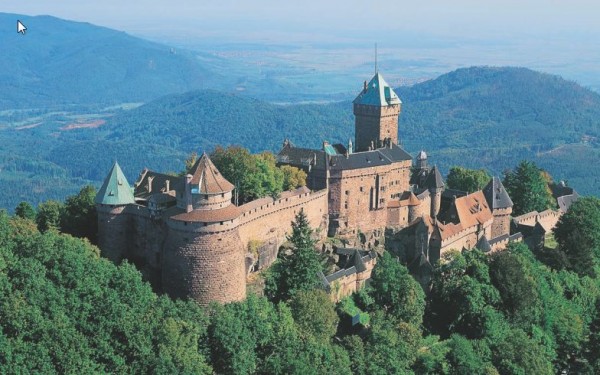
[353,73,402,152]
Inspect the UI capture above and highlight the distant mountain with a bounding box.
[0,13,221,109]
[1,66,599,210]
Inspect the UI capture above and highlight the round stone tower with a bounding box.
[162,153,246,305]
[95,161,136,262]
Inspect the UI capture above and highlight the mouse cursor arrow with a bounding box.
[17,20,27,35]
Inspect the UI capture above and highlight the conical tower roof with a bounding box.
[353,73,402,107]
[483,176,513,209]
[425,165,445,189]
[189,153,235,194]
[95,161,135,205]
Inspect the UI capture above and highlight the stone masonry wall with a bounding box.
[238,189,329,249]
[97,204,131,263]
[161,224,246,305]
[353,104,400,152]
[328,160,411,236]
[491,207,512,239]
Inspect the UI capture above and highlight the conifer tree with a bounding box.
[265,209,322,302]
[503,160,555,215]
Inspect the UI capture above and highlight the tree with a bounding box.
[553,197,600,277]
[264,209,322,302]
[492,329,554,375]
[183,151,198,175]
[503,160,555,215]
[446,166,491,193]
[14,202,35,220]
[281,165,307,190]
[445,334,496,375]
[35,200,63,232]
[489,246,542,327]
[289,289,338,342]
[369,252,425,326]
[210,146,284,203]
[364,311,421,374]
[61,185,98,243]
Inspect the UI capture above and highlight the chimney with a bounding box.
[363,80,367,93]
[147,176,154,193]
[165,179,170,192]
[348,138,353,154]
[185,174,193,213]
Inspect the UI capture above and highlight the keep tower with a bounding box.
[353,73,402,152]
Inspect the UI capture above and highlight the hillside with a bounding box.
[103,67,600,194]
[0,13,222,109]
[1,66,599,210]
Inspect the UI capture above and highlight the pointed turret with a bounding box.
[184,153,235,210]
[95,161,135,205]
[483,176,513,210]
[353,72,402,152]
[426,166,444,218]
[189,153,235,194]
[483,177,513,239]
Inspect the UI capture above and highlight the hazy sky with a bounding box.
[4,1,600,41]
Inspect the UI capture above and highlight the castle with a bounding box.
[96,71,577,305]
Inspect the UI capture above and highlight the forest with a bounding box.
[1,159,600,374]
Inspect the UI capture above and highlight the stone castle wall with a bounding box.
[513,209,561,232]
[491,207,512,239]
[97,204,131,262]
[328,160,411,236]
[161,220,246,305]
[238,189,329,249]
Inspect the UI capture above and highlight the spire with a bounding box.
[374,42,378,74]
[353,72,401,107]
[95,161,135,205]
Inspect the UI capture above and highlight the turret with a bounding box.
[163,153,246,305]
[353,73,402,152]
[425,166,444,218]
[417,150,428,170]
[95,161,135,262]
[483,176,513,239]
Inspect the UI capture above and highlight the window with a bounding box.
[360,186,364,192]
[345,190,349,195]
[220,221,224,225]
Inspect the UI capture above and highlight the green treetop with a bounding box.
[446,166,491,193]
[503,160,556,216]
[265,209,323,302]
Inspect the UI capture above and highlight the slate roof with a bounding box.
[353,73,402,107]
[189,153,235,194]
[329,144,412,171]
[424,166,444,189]
[277,144,326,169]
[483,176,513,210]
[134,169,182,200]
[278,142,411,172]
[95,161,135,205]
[476,236,492,252]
